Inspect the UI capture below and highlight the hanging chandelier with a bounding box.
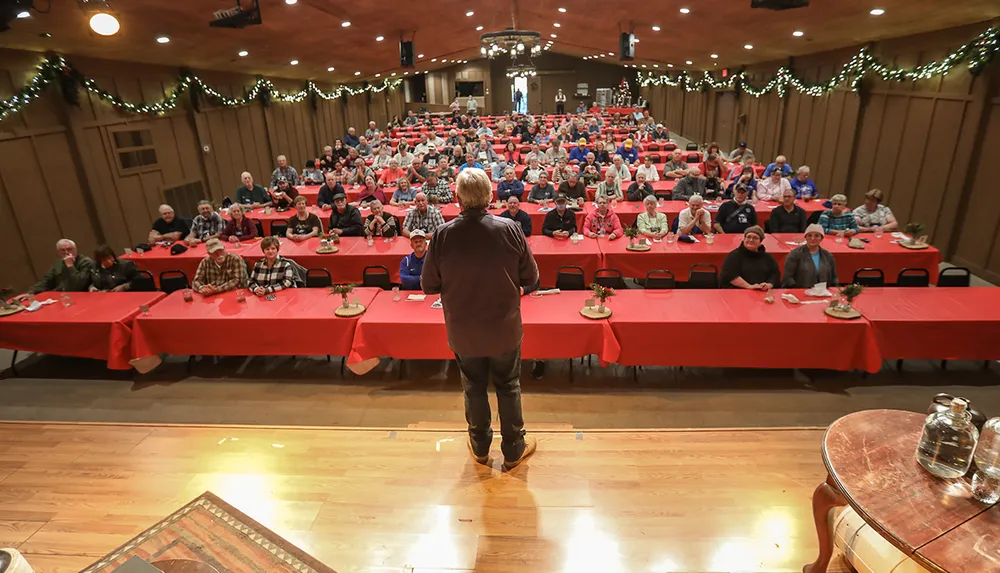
[480,28,543,59]
[506,64,537,78]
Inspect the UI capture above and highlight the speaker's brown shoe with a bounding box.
[468,438,490,465]
[502,436,537,471]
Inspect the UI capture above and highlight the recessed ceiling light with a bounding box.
[667,63,673,67]
[641,64,646,68]
[391,72,396,76]
[792,30,804,37]
[431,58,437,62]
[376,36,384,41]
[418,54,424,58]
[870,8,885,15]
[404,71,409,75]
[16,10,29,18]
[424,71,428,74]
[743,44,753,49]
[583,56,588,60]
[601,53,606,57]
[652,26,660,31]
[466,11,474,16]
[634,38,640,43]
[341,21,351,27]
[679,7,690,13]
[441,59,448,62]
[653,64,659,68]
[558,7,566,12]
[156,36,170,44]
[354,71,361,75]
[551,33,557,38]
[609,52,614,55]
[375,73,381,77]
[238,50,249,57]
[553,23,561,27]
[710,53,718,58]
[90,13,120,36]
[327,66,335,71]
[40,32,51,37]
[476,26,483,31]
[685,60,693,65]
[285,0,297,4]
[290,60,299,65]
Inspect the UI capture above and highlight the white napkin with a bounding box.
[805,282,832,297]
[891,232,908,239]
[534,289,561,296]
[26,299,57,312]
[406,294,426,301]
[781,293,829,305]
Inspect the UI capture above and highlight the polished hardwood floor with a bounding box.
[0,423,850,573]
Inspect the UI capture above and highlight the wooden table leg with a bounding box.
[803,474,847,573]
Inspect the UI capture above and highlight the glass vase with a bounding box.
[916,397,979,479]
[972,417,1000,503]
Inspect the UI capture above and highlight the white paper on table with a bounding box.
[785,241,805,246]
[406,294,426,301]
[891,232,907,239]
[653,239,662,243]
[538,207,554,212]
[534,288,561,296]
[805,282,832,297]
[430,298,443,309]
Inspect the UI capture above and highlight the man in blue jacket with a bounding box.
[616,138,639,165]
[399,229,428,289]
[568,138,590,165]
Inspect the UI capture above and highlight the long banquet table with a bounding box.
[770,233,942,284]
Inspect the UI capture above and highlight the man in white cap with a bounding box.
[192,238,247,295]
[399,229,428,290]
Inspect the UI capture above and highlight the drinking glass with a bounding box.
[124,247,133,257]
[665,232,675,244]
[705,234,715,245]
[236,290,247,303]
[182,289,194,302]
[972,418,1000,504]
[874,227,884,239]
[60,293,72,307]
[392,286,401,302]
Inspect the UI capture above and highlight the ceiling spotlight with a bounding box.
[354,71,361,75]
[391,72,396,76]
[327,66,335,71]
[870,8,885,15]
[609,52,614,55]
[404,71,409,75]
[558,7,566,12]
[600,53,606,57]
[156,36,170,43]
[652,26,660,31]
[17,10,30,18]
[553,22,560,27]
[89,12,121,36]
[685,60,693,65]
[679,7,690,14]
[376,35,384,41]
[641,64,646,68]
[375,73,380,77]
[550,33,557,38]
[653,64,658,68]
[743,44,753,49]
[341,21,351,27]
[418,53,424,58]
[285,0,297,4]
[431,58,437,62]
[290,59,298,65]
[793,30,804,37]
[667,63,673,68]
[710,53,718,58]
[476,25,483,31]
[40,32,51,37]
[465,11,474,16]
[238,50,249,57]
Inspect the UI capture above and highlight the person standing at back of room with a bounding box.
[421,168,540,471]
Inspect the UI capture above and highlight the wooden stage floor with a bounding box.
[0,422,848,573]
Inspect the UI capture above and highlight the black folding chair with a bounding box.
[896,268,930,287]
[306,268,332,288]
[937,267,971,287]
[270,220,288,237]
[806,211,823,226]
[685,155,700,163]
[852,268,885,287]
[555,265,586,291]
[131,270,156,292]
[685,143,698,151]
[253,219,264,237]
[687,264,719,289]
[644,270,675,290]
[159,270,190,294]
[594,268,626,289]
[362,265,392,290]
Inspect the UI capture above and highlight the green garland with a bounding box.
[0,54,403,121]
[639,25,998,98]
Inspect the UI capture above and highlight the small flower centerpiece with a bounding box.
[581,282,616,319]
[330,283,365,317]
[826,283,864,319]
[903,222,927,247]
[317,232,339,254]
[623,226,650,251]
[330,284,354,308]
[0,287,23,317]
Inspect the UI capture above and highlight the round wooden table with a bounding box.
[803,409,999,573]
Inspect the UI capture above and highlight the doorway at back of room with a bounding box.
[511,76,528,114]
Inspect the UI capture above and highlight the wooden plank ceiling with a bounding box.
[2,0,998,83]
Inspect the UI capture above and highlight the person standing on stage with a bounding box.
[421,168,540,470]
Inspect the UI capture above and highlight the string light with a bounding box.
[0,55,404,121]
[637,25,999,98]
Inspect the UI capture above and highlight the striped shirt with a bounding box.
[403,206,446,235]
[819,210,859,234]
[192,252,247,292]
[423,180,454,203]
[189,213,225,240]
[248,256,296,293]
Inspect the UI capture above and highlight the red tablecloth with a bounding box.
[244,236,412,284]
[0,291,165,369]
[383,203,585,236]
[608,289,882,372]
[131,287,380,359]
[850,287,1000,360]
[526,234,603,287]
[295,185,397,206]
[122,241,261,286]
[348,290,620,364]
[769,233,941,284]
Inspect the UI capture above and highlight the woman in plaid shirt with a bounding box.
[248,236,297,296]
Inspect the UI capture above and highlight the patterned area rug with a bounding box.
[80,491,336,573]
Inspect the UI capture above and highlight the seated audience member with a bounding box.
[637,195,668,239]
[853,188,898,233]
[769,188,808,233]
[21,239,94,296]
[343,127,360,148]
[345,146,362,167]
[286,196,322,241]
[403,110,418,126]
[527,172,556,204]
[422,172,454,204]
[88,244,138,292]
[192,238,247,295]
[390,178,417,206]
[497,168,525,201]
[499,196,532,236]
[756,168,792,201]
[701,154,728,198]
[186,200,225,245]
[607,154,632,182]
[330,161,351,185]
[149,204,189,244]
[720,226,780,290]
[616,139,640,165]
[476,123,494,138]
[408,157,430,184]
[436,156,457,182]
[524,143,545,165]
[652,123,671,141]
[580,152,602,175]
[248,236,297,295]
[782,224,838,288]
[236,172,270,207]
[727,164,759,197]
[790,165,818,199]
[583,195,623,239]
[220,203,258,242]
[520,158,545,185]
[356,175,388,205]
[302,160,324,184]
[663,150,688,180]
[672,167,707,201]
[348,158,375,186]
[423,145,442,168]
[365,120,379,141]
[626,172,655,202]
[393,142,414,168]
[332,139,350,160]
[399,229,428,290]
[402,192,446,238]
[270,155,299,188]
[714,185,757,234]
[594,141,612,165]
[319,146,337,171]
[371,144,392,170]
[474,140,500,171]
[677,195,711,235]
[577,102,587,114]
[568,139,590,164]
[595,169,624,201]
[729,141,753,161]
[430,131,447,150]
[581,163,601,187]
[364,200,398,238]
[552,158,574,185]
[636,154,660,182]
[558,171,587,204]
[317,172,345,209]
[819,194,859,237]
[375,158,405,187]
[269,177,299,210]
[763,155,793,177]
[545,141,568,165]
[328,192,363,237]
[541,193,577,238]
[460,153,484,173]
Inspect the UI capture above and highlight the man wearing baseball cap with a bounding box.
[399,229,428,290]
[568,138,590,165]
[191,238,247,296]
[616,138,639,165]
[729,141,754,161]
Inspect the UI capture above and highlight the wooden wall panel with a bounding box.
[32,133,97,251]
[0,171,35,289]
[952,98,1000,283]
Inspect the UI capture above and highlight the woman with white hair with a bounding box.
[636,195,668,239]
[853,188,898,233]
[782,224,838,288]
[595,168,623,201]
[789,165,818,199]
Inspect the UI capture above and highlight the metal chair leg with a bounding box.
[941,360,948,370]
[896,359,903,371]
[9,349,18,377]
[340,357,345,376]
